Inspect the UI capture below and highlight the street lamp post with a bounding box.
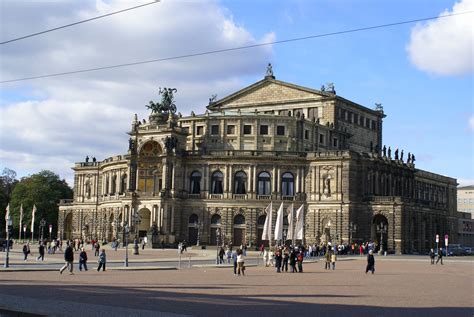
[195,221,202,246]
[123,222,129,267]
[377,223,387,255]
[49,224,53,241]
[4,215,12,268]
[132,210,140,255]
[39,218,46,242]
[23,225,26,243]
[216,227,221,264]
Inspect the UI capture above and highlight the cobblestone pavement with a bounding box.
[0,257,472,317]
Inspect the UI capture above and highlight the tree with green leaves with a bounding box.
[0,168,18,236]
[9,170,73,240]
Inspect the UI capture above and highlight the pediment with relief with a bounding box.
[210,79,329,110]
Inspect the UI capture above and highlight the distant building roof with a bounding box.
[458,185,474,190]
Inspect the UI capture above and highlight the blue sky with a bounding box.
[0,0,473,186]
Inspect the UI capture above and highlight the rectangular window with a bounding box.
[277,125,285,136]
[348,112,353,123]
[319,134,324,144]
[365,118,370,128]
[359,116,364,126]
[243,125,252,135]
[305,130,309,139]
[371,120,376,130]
[196,126,204,135]
[353,113,358,124]
[333,138,338,147]
[309,107,318,119]
[227,125,235,135]
[260,125,268,135]
[211,125,219,135]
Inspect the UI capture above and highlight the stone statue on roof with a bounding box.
[146,87,178,115]
[266,63,274,77]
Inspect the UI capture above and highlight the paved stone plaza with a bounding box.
[0,249,472,317]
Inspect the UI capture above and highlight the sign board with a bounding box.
[444,234,448,246]
[435,234,439,243]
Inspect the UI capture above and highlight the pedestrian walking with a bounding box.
[22,243,30,261]
[325,248,331,270]
[231,249,238,275]
[289,249,297,273]
[60,242,74,275]
[275,248,282,273]
[436,248,443,265]
[282,247,289,272]
[429,248,435,265]
[331,251,337,270]
[366,249,375,274]
[94,242,100,256]
[37,243,45,261]
[97,249,106,271]
[297,250,304,273]
[259,244,265,256]
[79,247,88,271]
[236,249,245,276]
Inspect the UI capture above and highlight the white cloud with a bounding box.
[458,178,474,187]
[0,0,274,183]
[406,0,474,76]
[469,115,474,131]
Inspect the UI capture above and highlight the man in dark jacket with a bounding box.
[60,242,74,274]
[79,247,88,271]
[37,243,45,261]
[436,248,443,265]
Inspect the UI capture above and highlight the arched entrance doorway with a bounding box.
[371,214,388,252]
[64,213,73,240]
[138,208,151,238]
[188,214,199,245]
[257,215,268,247]
[108,213,115,241]
[233,214,246,246]
[210,214,221,245]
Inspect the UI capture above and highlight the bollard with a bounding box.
[188,255,191,268]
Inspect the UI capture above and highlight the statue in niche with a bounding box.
[323,176,332,195]
[85,182,91,199]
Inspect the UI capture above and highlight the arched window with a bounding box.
[234,214,245,225]
[111,175,117,194]
[281,172,294,196]
[257,171,271,195]
[234,171,247,194]
[257,215,266,226]
[190,171,201,194]
[211,171,224,194]
[105,175,109,195]
[211,214,221,225]
[120,174,127,194]
[189,214,199,224]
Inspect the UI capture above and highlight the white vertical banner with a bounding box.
[4,203,10,231]
[19,204,23,239]
[31,204,37,239]
[261,202,272,241]
[286,204,294,242]
[274,202,284,242]
[295,205,304,240]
